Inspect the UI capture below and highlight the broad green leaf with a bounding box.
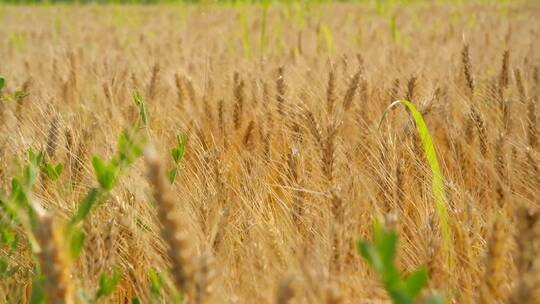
[131,298,141,304]
[373,221,398,267]
[379,99,454,270]
[43,163,63,181]
[116,130,143,167]
[70,188,99,226]
[168,168,177,184]
[55,163,63,176]
[357,241,383,273]
[11,178,27,206]
[96,270,122,299]
[402,268,428,299]
[69,229,86,259]
[0,77,4,92]
[30,273,45,304]
[92,157,116,190]
[1,228,16,249]
[148,268,163,298]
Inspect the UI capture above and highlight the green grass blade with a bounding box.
[379,99,454,270]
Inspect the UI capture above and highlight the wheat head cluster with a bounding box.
[0,2,539,303]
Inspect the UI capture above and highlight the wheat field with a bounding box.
[0,1,539,303]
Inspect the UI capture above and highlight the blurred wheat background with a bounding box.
[0,1,539,303]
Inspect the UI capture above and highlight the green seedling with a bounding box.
[148,267,164,299]
[96,270,122,300]
[168,134,188,184]
[67,129,145,259]
[357,219,444,304]
[43,162,63,182]
[133,91,149,126]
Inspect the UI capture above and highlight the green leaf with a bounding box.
[96,270,122,299]
[30,272,45,304]
[10,178,27,206]
[402,268,428,299]
[1,228,16,249]
[357,241,380,272]
[379,99,453,269]
[167,168,177,184]
[0,258,8,275]
[70,188,99,227]
[132,91,148,126]
[55,163,64,176]
[116,130,143,167]
[373,224,397,268]
[92,157,116,190]
[148,268,163,298]
[131,298,141,304]
[28,149,44,167]
[69,229,86,259]
[43,162,63,181]
[172,134,188,164]
[0,77,4,92]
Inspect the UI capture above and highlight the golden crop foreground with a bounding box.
[0,2,539,303]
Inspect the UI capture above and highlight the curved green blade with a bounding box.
[379,99,454,270]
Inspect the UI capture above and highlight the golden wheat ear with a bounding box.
[32,203,74,304]
[144,146,196,297]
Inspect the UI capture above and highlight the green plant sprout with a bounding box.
[168,134,188,184]
[357,219,444,304]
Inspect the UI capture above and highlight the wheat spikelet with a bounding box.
[46,115,60,160]
[144,147,196,295]
[405,74,417,102]
[217,98,225,135]
[71,131,89,186]
[303,107,324,148]
[514,68,526,103]
[174,73,185,110]
[326,69,336,115]
[461,44,475,97]
[195,252,216,304]
[494,133,507,207]
[242,120,255,151]
[509,207,540,303]
[276,66,286,117]
[479,216,508,303]
[233,72,245,130]
[527,96,537,150]
[321,122,338,182]
[102,81,113,104]
[184,75,197,109]
[102,216,118,272]
[330,188,345,273]
[34,208,73,304]
[148,62,160,100]
[343,71,361,111]
[499,50,510,91]
[68,51,78,102]
[389,78,401,101]
[469,105,488,156]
